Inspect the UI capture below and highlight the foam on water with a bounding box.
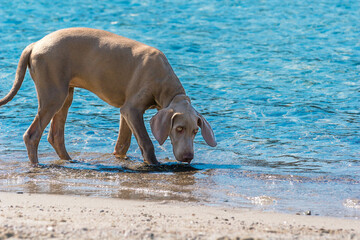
[0,0,360,218]
[344,199,360,209]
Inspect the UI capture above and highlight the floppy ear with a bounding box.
[197,113,217,147]
[150,108,174,145]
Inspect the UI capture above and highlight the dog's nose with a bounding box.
[182,153,194,163]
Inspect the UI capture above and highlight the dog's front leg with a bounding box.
[120,106,159,165]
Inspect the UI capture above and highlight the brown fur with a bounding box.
[0,28,216,165]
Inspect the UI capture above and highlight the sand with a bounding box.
[0,192,359,240]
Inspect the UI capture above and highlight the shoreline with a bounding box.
[0,192,359,239]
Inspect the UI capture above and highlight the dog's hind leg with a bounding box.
[23,68,70,165]
[113,115,132,159]
[48,87,74,160]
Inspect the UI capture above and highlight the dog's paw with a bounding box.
[113,152,129,160]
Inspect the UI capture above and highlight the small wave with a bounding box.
[343,199,360,209]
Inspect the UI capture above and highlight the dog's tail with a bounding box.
[0,43,35,106]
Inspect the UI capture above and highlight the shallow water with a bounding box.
[0,0,359,218]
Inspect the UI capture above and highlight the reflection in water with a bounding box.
[4,153,200,203]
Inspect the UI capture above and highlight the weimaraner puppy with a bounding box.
[0,28,216,165]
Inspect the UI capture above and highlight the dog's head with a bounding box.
[150,97,216,163]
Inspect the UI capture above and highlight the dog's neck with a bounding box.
[168,94,191,106]
[155,75,187,109]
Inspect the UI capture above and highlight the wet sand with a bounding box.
[0,192,359,239]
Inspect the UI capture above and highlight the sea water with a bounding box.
[0,0,359,218]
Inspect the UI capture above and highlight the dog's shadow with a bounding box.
[36,156,243,174]
[39,159,199,173]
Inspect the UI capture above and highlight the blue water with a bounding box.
[0,0,359,218]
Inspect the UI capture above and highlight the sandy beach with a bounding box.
[0,192,358,239]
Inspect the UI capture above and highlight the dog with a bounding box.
[0,28,216,165]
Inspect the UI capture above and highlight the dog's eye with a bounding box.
[176,127,184,133]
